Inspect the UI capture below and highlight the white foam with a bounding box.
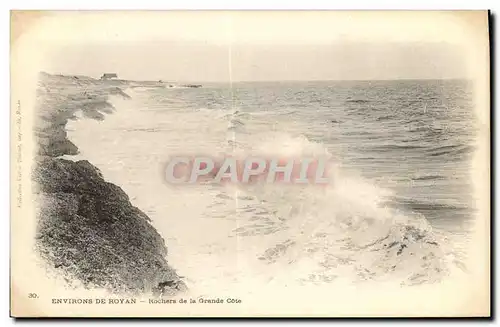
[63,90,466,299]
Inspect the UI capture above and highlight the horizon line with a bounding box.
[39,71,471,84]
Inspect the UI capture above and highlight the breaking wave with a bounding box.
[65,81,472,297]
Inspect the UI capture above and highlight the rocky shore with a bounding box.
[32,72,185,296]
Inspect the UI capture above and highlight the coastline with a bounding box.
[32,72,185,296]
[18,72,485,317]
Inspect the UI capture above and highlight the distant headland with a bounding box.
[44,72,203,89]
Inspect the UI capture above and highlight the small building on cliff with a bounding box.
[100,73,118,80]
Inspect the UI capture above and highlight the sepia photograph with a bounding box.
[10,10,490,317]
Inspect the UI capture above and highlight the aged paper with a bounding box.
[10,10,490,317]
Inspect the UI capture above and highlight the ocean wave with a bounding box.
[203,133,455,286]
[373,144,429,151]
[376,115,394,121]
[345,99,370,104]
[60,81,472,293]
[427,143,474,157]
[411,174,447,181]
[367,141,473,158]
[387,197,469,213]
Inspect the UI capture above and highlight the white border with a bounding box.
[3,1,497,325]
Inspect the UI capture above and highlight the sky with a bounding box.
[17,11,488,82]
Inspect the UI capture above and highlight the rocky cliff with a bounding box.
[32,72,185,296]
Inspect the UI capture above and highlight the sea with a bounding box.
[65,79,477,298]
